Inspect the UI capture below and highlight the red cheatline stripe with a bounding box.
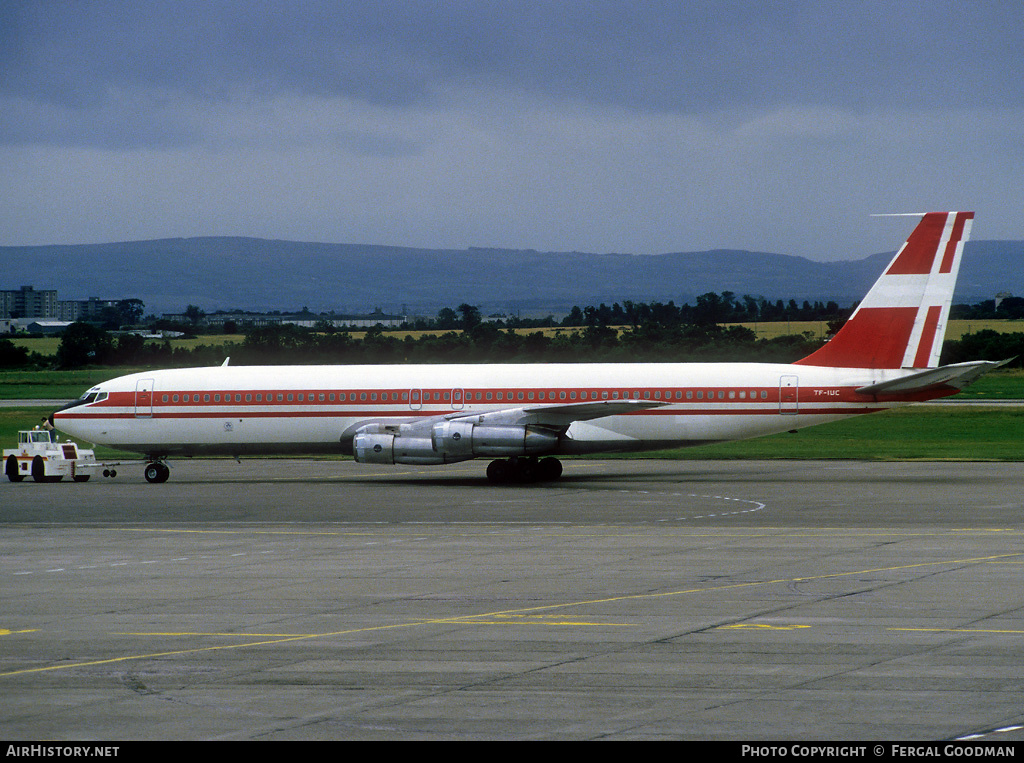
[55,406,889,422]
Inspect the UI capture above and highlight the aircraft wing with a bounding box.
[444,398,668,429]
[373,398,668,437]
[855,359,1012,396]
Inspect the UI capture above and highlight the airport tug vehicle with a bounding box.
[4,427,102,483]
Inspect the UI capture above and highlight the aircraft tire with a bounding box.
[516,458,540,483]
[73,474,91,482]
[144,462,170,484]
[538,457,563,481]
[6,455,24,482]
[486,459,511,484]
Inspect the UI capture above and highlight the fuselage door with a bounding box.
[409,389,422,411]
[452,388,465,410]
[779,375,799,414]
[135,378,155,418]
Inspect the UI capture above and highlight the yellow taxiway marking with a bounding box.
[0,629,39,636]
[717,624,811,631]
[2,551,1019,679]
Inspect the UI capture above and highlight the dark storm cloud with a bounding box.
[4,1,1023,147]
[2,1,1022,252]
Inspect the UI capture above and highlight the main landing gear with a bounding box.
[144,461,171,483]
[486,456,563,484]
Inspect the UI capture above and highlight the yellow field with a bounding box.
[728,319,1022,342]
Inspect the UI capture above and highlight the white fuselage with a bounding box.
[52,362,936,458]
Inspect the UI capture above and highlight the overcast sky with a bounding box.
[1,0,1022,260]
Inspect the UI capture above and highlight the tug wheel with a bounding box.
[5,455,24,482]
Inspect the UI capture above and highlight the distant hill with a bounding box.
[1,237,1021,317]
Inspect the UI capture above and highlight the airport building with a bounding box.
[1,286,125,326]
[0,286,58,319]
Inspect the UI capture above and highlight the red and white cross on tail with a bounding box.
[795,211,974,370]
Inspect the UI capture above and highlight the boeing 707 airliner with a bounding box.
[44,211,1001,484]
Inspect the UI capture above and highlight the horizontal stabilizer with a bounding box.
[855,359,1012,396]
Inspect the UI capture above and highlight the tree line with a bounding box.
[1,292,1021,370]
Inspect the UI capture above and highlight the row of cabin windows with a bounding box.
[158,389,772,404]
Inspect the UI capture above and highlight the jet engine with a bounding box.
[353,421,559,465]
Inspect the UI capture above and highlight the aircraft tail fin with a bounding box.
[795,211,974,369]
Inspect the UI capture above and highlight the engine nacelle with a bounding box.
[353,422,559,465]
[353,426,446,465]
[431,421,559,458]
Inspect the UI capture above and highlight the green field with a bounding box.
[2,405,1021,463]
[0,369,152,400]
